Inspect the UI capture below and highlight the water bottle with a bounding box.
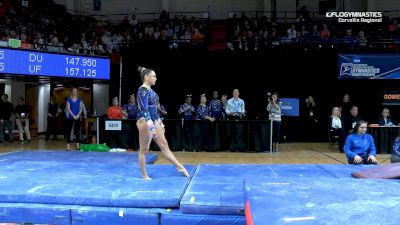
[93,109,97,116]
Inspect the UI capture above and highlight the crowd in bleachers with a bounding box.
[1,0,400,54]
[0,0,208,55]
[226,10,400,51]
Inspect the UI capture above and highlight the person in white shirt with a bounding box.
[328,107,345,152]
[267,92,282,151]
[225,89,245,120]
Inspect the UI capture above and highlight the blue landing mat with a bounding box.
[151,209,245,225]
[0,203,70,225]
[0,162,195,208]
[0,150,158,164]
[245,177,400,225]
[0,203,159,225]
[180,164,365,215]
[71,206,158,225]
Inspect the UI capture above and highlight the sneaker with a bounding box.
[0,140,3,143]
[28,140,31,143]
[9,141,13,143]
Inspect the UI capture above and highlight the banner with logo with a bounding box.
[280,98,299,116]
[338,54,400,79]
[382,91,400,105]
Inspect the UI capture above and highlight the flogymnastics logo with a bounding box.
[326,11,382,23]
[340,63,380,77]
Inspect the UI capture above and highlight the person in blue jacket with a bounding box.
[136,66,189,179]
[391,129,400,163]
[343,120,377,164]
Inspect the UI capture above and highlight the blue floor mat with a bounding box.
[180,164,362,215]
[0,203,159,225]
[245,177,400,225]
[0,150,158,164]
[71,206,158,225]
[151,208,245,225]
[0,203,71,225]
[0,162,195,208]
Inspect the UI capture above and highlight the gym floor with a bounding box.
[0,139,391,165]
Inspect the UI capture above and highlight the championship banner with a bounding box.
[338,54,400,79]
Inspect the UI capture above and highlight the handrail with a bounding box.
[66,10,210,24]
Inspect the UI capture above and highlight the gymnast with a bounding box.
[136,66,190,179]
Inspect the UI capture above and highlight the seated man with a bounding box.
[344,120,377,165]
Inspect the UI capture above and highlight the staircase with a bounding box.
[208,21,228,50]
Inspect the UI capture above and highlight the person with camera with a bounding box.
[267,92,281,152]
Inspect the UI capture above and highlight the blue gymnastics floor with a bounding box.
[0,152,391,225]
[0,160,195,208]
[244,177,400,225]
[180,164,370,215]
[0,150,158,164]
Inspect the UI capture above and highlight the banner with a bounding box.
[105,120,122,130]
[338,54,400,79]
[382,91,400,105]
[280,98,299,116]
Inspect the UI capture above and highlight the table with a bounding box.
[368,126,399,154]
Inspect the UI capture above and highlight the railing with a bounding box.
[66,11,210,24]
[98,118,271,152]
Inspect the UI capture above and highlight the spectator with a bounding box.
[345,106,363,134]
[267,92,282,151]
[226,89,245,119]
[123,94,138,120]
[178,95,195,120]
[0,94,14,143]
[378,108,394,126]
[66,87,83,150]
[304,96,319,142]
[209,91,223,120]
[108,97,123,119]
[287,24,297,39]
[45,96,59,141]
[328,106,345,153]
[320,24,330,39]
[15,97,31,143]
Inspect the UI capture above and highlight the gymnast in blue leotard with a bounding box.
[136,66,189,180]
